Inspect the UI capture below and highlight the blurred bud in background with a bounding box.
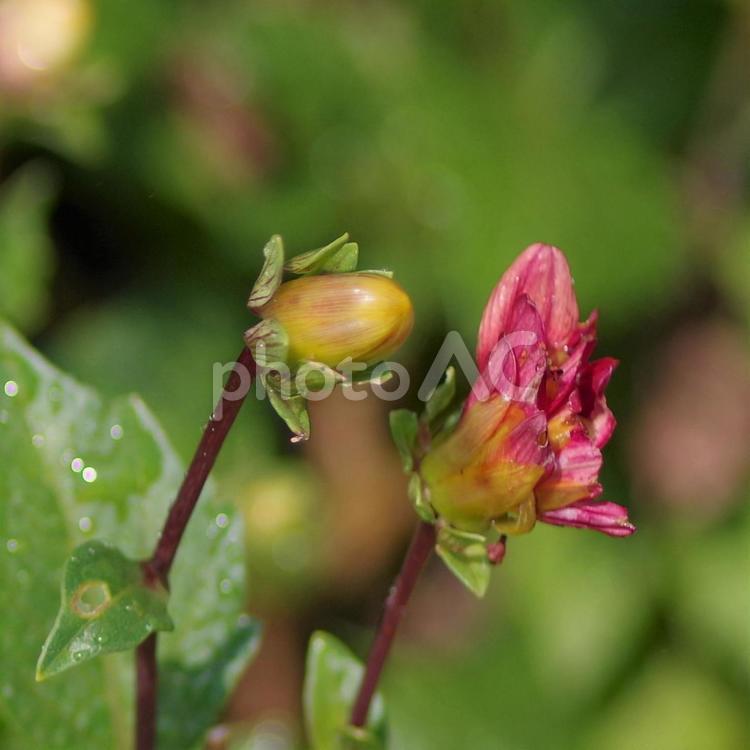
[168,54,277,189]
[0,0,91,96]
[236,467,326,606]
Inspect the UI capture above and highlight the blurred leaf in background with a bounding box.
[0,163,56,333]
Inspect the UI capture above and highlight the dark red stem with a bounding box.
[350,520,436,728]
[136,346,255,750]
[135,635,158,750]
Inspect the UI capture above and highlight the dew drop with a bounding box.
[6,539,19,553]
[78,517,93,533]
[82,467,98,483]
[215,512,229,529]
[219,578,232,594]
[32,434,45,447]
[3,380,19,397]
[110,424,123,440]
[71,457,84,472]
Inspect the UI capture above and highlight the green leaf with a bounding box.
[423,366,456,425]
[304,632,387,750]
[407,473,436,523]
[285,233,358,275]
[0,320,254,749]
[159,616,262,750]
[36,541,173,681]
[247,235,284,310]
[0,163,56,333]
[388,409,419,473]
[267,387,311,443]
[435,527,491,598]
[244,318,289,368]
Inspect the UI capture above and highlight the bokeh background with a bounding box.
[1,1,749,748]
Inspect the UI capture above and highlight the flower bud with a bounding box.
[415,242,634,539]
[258,272,414,368]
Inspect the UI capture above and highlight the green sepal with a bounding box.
[357,269,394,279]
[304,631,387,750]
[243,318,288,369]
[36,541,173,681]
[267,387,311,443]
[337,360,395,386]
[435,527,491,598]
[424,366,456,425]
[296,360,347,392]
[285,233,359,275]
[248,235,284,310]
[408,472,436,523]
[388,409,419,473]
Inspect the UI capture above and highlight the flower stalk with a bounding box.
[350,521,436,728]
[136,346,256,750]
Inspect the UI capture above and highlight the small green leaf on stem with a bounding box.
[435,526,491,598]
[423,366,456,425]
[37,541,173,681]
[389,409,418,473]
[304,632,387,750]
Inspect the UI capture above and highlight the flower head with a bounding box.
[420,243,634,539]
[245,233,414,441]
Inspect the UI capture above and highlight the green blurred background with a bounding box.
[1,0,748,748]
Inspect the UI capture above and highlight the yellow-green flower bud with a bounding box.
[259,272,414,368]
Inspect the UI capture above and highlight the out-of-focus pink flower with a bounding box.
[420,243,634,539]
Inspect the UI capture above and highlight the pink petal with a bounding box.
[477,244,579,371]
[535,430,603,511]
[539,500,636,537]
[483,294,547,404]
[578,357,618,448]
[495,406,551,469]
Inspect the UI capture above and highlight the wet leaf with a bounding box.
[0,321,253,749]
[37,541,173,681]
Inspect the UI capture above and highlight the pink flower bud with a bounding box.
[419,243,634,539]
